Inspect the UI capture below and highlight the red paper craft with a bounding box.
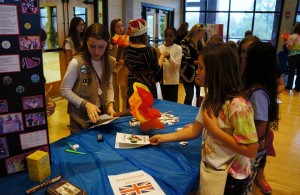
[112,34,130,47]
[128,82,164,132]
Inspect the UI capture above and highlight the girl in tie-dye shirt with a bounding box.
[150,43,258,195]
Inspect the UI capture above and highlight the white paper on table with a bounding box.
[115,132,150,149]
[88,114,119,129]
[108,170,165,195]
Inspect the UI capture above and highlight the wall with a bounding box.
[108,0,181,31]
[277,0,297,50]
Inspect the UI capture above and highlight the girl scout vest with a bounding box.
[67,56,113,128]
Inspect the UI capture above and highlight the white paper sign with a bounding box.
[0,55,20,73]
[115,132,150,149]
[0,5,19,35]
[20,130,48,150]
[108,170,165,195]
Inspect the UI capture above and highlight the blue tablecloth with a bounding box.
[0,99,201,195]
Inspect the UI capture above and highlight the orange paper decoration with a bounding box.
[112,34,130,47]
[280,31,290,42]
[128,82,164,132]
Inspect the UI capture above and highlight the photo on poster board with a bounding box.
[4,145,49,175]
[18,36,41,50]
[25,112,46,127]
[0,100,8,113]
[0,112,24,135]
[0,54,21,73]
[22,95,44,110]
[22,56,41,69]
[0,137,9,159]
[21,0,39,14]
[19,129,48,150]
[5,155,26,175]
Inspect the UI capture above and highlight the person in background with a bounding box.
[60,23,116,133]
[180,23,206,106]
[238,35,284,191]
[237,30,253,46]
[285,23,300,93]
[206,34,224,46]
[123,19,161,100]
[150,43,258,194]
[41,29,56,116]
[109,18,127,112]
[64,17,85,63]
[175,22,189,45]
[226,40,238,54]
[245,30,253,37]
[158,26,182,102]
[109,18,124,58]
[277,41,289,74]
[241,42,279,195]
[238,35,261,76]
[239,35,285,95]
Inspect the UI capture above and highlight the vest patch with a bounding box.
[80,65,89,73]
[82,78,91,85]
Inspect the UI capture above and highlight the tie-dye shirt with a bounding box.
[196,97,258,179]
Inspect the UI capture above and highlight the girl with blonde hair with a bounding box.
[180,23,206,106]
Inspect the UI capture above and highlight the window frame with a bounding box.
[184,0,283,47]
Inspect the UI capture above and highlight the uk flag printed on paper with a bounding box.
[119,181,155,195]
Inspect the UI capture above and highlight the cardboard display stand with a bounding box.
[0,0,50,178]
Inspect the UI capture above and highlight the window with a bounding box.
[296,0,300,23]
[40,7,58,49]
[73,7,87,23]
[184,0,283,46]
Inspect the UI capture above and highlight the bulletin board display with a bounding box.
[0,0,50,178]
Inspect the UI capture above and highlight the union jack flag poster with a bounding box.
[119,181,154,195]
[108,170,165,195]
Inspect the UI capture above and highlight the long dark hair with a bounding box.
[67,17,84,51]
[293,23,300,34]
[177,22,189,36]
[202,43,245,115]
[238,35,260,60]
[82,23,111,87]
[242,41,279,121]
[110,18,124,45]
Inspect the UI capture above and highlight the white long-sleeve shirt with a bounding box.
[60,58,114,108]
[158,43,182,85]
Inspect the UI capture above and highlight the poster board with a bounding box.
[205,24,224,39]
[0,0,50,178]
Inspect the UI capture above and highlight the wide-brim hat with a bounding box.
[127,19,148,37]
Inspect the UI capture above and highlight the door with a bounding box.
[146,9,168,48]
[142,4,174,48]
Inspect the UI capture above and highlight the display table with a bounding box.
[0,99,202,195]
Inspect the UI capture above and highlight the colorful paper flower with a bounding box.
[112,34,130,47]
[280,31,290,43]
[128,82,164,132]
